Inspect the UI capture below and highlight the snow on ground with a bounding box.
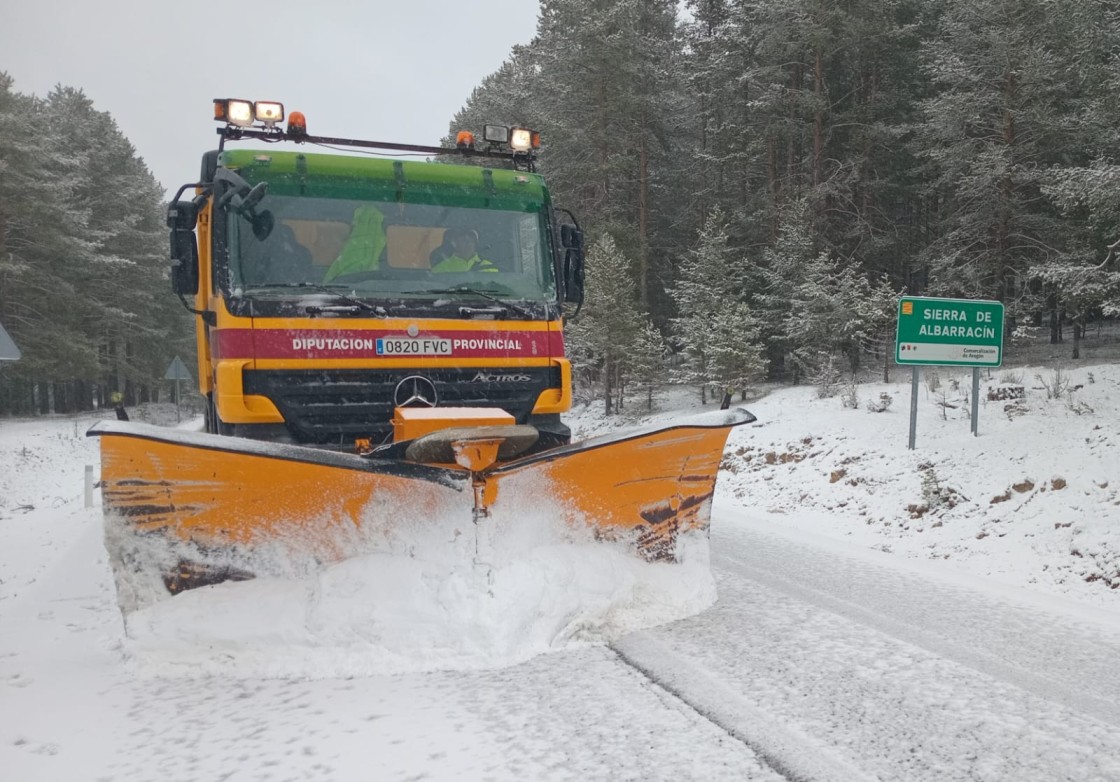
[1,363,1118,780]
[708,362,1120,608]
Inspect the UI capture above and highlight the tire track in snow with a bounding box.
[609,638,878,782]
[712,512,1120,726]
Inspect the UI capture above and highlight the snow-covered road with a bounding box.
[6,497,1120,781]
[617,510,1120,781]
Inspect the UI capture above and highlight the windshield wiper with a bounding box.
[242,282,388,317]
[414,285,534,318]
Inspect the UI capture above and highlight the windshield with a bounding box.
[225,195,555,302]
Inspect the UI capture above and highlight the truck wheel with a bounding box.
[206,395,233,436]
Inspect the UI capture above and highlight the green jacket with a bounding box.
[431,253,497,273]
[323,206,387,282]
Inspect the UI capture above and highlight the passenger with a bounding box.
[431,227,497,273]
[323,205,387,282]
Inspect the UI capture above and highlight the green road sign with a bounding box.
[896,296,1004,367]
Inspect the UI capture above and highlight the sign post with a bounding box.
[895,297,1004,447]
[164,356,193,423]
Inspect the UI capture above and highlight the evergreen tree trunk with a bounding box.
[639,132,650,308]
[604,357,614,415]
[813,48,824,191]
[1049,292,1061,343]
[998,69,1016,301]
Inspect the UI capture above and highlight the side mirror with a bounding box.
[563,248,584,305]
[167,199,198,230]
[167,200,200,296]
[561,224,583,250]
[560,224,584,305]
[170,228,199,295]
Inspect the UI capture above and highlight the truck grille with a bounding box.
[243,367,561,444]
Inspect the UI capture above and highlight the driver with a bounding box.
[431,227,497,273]
[323,205,387,282]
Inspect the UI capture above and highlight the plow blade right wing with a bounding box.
[489,407,756,559]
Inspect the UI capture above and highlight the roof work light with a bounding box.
[226,99,255,127]
[214,99,285,129]
[509,128,541,152]
[254,101,284,126]
[483,125,510,144]
[481,125,541,152]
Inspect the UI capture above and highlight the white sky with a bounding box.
[1,0,540,196]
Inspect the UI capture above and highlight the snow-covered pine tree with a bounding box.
[733,0,928,285]
[516,0,684,311]
[916,0,1093,311]
[0,78,192,415]
[784,248,898,380]
[0,79,99,412]
[1030,264,1120,359]
[671,208,767,403]
[41,86,183,408]
[1037,7,1120,335]
[705,300,766,408]
[564,234,643,414]
[749,201,816,382]
[628,316,667,412]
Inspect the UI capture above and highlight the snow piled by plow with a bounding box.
[121,474,716,678]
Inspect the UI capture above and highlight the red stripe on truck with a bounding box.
[212,328,564,360]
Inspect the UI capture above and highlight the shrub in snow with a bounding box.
[810,353,841,399]
[987,384,1025,401]
[1036,366,1070,399]
[866,392,893,413]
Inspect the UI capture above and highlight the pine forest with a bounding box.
[4,0,1120,416]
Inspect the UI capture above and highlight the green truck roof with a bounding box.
[219,149,548,211]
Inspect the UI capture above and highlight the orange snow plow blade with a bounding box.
[88,407,754,608]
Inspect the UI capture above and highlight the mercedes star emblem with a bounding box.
[393,375,438,408]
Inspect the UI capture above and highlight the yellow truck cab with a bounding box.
[167,100,585,451]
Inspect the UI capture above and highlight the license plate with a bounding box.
[375,337,453,356]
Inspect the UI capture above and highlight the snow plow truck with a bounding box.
[88,99,756,609]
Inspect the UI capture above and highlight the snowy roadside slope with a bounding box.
[0,416,104,594]
[710,363,1120,608]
